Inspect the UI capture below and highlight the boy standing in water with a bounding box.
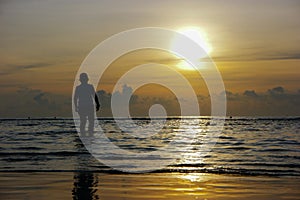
[74,73,100,136]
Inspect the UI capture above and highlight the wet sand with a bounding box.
[0,172,299,200]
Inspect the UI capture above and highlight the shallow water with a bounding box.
[0,117,299,199]
[1,172,299,200]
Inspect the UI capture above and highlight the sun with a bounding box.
[179,27,212,54]
[171,26,212,70]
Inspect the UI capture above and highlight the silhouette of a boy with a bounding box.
[74,73,100,136]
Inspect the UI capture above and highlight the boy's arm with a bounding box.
[95,93,100,111]
[73,87,79,112]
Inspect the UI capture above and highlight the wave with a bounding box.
[0,167,299,177]
[1,116,299,121]
[225,146,252,150]
[0,151,89,156]
[256,148,297,152]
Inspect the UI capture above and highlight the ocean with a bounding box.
[0,117,299,199]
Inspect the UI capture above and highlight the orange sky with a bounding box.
[0,0,299,117]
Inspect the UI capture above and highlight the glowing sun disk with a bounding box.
[171,27,212,71]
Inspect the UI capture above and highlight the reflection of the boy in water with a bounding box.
[72,136,99,200]
[72,171,99,200]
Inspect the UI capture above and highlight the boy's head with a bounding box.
[79,73,89,83]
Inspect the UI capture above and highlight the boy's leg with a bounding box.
[79,114,87,136]
[87,112,95,136]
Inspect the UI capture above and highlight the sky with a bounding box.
[0,0,299,117]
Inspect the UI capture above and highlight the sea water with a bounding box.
[1,117,299,176]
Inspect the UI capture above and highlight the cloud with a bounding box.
[268,86,285,95]
[16,63,52,70]
[211,52,300,62]
[266,53,300,61]
[0,87,71,117]
[0,85,299,118]
[224,86,300,116]
[96,84,180,117]
[33,93,48,105]
[0,63,52,76]
[145,58,184,64]
[96,84,299,117]
[0,83,21,88]
[243,90,258,98]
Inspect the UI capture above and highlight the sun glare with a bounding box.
[179,27,212,54]
[172,26,212,71]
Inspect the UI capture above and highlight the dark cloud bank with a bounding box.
[0,86,299,118]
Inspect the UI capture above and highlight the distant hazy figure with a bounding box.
[74,73,100,136]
